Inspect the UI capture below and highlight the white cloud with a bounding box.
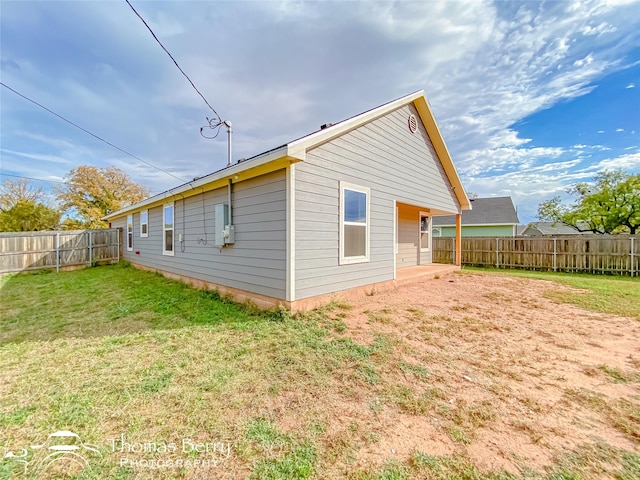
[594,152,640,171]
[580,22,617,36]
[626,83,636,88]
[616,128,625,132]
[0,148,72,165]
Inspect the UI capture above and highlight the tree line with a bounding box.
[0,166,149,232]
[537,170,639,235]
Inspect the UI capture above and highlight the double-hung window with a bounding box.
[340,182,370,264]
[126,214,133,252]
[163,203,174,256]
[140,210,148,237]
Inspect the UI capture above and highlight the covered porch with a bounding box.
[395,201,461,277]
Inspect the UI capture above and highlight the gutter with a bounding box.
[104,145,294,220]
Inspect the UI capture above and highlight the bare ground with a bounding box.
[303,272,640,477]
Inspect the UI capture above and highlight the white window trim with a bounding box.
[126,214,133,252]
[419,211,430,252]
[339,181,370,265]
[163,203,175,256]
[140,209,148,238]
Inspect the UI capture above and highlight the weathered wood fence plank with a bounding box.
[433,235,639,276]
[0,229,121,274]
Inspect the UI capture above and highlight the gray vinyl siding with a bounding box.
[116,170,287,299]
[295,103,459,299]
[397,205,419,267]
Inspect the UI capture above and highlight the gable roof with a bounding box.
[432,196,519,226]
[522,222,588,235]
[106,91,470,220]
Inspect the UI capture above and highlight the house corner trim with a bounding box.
[286,165,296,301]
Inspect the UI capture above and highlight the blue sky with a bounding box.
[1,0,639,223]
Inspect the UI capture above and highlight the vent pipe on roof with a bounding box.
[200,118,233,166]
[223,120,233,167]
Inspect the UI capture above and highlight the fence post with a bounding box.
[631,236,635,277]
[553,238,557,272]
[55,232,60,273]
[452,238,455,265]
[88,231,93,266]
[117,228,120,262]
[495,237,499,268]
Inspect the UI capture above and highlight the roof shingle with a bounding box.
[432,196,519,226]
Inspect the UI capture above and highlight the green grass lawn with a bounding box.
[0,263,638,479]
[461,266,640,320]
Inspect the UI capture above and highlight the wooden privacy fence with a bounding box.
[433,235,639,276]
[0,229,121,274]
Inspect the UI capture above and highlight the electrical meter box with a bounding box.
[215,203,235,247]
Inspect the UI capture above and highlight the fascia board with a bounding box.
[413,97,471,211]
[104,146,293,220]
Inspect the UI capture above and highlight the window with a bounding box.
[340,182,370,264]
[127,214,133,251]
[140,210,148,237]
[420,213,430,251]
[163,203,174,256]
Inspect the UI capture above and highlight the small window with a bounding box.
[140,210,148,237]
[340,182,370,264]
[163,203,174,256]
[127,214,133,252]
[420,213,430,251]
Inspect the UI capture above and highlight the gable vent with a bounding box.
[408,114,418,134]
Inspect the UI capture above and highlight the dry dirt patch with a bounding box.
[313,272,640,476]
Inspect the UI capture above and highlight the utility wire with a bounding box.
[1,82,188,183]
[125,0,222,124]
[0,173,66,185]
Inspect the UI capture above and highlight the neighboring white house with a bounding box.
[106,91,471,310]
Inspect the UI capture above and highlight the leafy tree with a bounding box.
[537,195,567,222]
[0,178,61,231]
[0,200,61,231]
[537,170,640,234]
[57,166,150,228]
[0,178,44,210]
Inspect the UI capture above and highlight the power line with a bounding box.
[0,173,66,185]
[1,82,188,183]
[125,0,222,125]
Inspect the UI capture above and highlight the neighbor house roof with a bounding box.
[432,196,519,226]
[521,222,590,236]
[105,91,471,220]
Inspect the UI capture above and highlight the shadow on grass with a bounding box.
[0,262,285,344]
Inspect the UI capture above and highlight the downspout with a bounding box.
[228,178,233,224]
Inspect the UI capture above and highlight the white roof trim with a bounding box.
[104,146,288,220]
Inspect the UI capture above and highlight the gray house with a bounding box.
[432,196,519,237]
[521,222,592,236]
[106,91,471,310]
